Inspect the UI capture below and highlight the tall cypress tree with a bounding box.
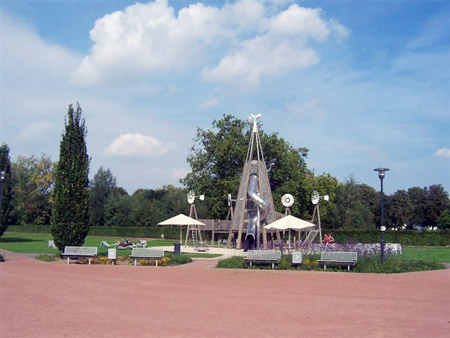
[51,103,90,250]
[0,143,13,235]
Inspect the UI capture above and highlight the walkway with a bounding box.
[1,252,449,337]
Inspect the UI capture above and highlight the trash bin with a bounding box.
[174,242,181,255]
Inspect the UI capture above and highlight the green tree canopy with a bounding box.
[181,114,313,219]
[0,143,13,234]
[51,103,90,250]
[326,177,377,230]
[89,167,117,226]
[11,154,54,225]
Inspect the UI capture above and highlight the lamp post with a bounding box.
[373,167,389,264]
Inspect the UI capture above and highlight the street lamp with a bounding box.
[373,167,389,264]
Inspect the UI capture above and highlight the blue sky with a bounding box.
[1,0,449,196]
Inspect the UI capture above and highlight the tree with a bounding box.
[386,190,413,229]
[0,144,13,235]
[182,115,249,218]
[327,177,377,230]
[104,194,132,227]
[437,210,450,230]
[408,187,428,227]
[11,154,54,225]
[51,103,90,250]
[89,167,117,226]
[425,184,449,228]
[181,114,312,219]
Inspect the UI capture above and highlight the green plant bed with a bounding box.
[216,254,446,273]
[164,253,193,265]
[352,255,446,273]
[216,256,247,269]
[35,254,58,262]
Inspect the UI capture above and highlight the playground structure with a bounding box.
[183,114,322,250]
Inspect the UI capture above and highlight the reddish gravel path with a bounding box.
[1,254,449,338]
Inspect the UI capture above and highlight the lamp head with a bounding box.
[0,171,5,181]
[373,167,390,179]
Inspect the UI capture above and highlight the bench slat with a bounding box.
[244,250,281,269]
[130,248,164,266]
[62,246,98,265]
[319,251,357,271]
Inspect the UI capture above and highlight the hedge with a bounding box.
[5,225,450,246]
[6,225,180,239]
[324,229,450,246]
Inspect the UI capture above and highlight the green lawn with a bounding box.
[1,232,448,262]
[402,246,450,262]
[0,232,221,258]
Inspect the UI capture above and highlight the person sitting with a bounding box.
[328,234,335,244]
[323,233,330,244]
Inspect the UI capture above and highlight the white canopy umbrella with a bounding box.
[265,215,315,248]
[158,214,205,244]
[265,215,315,231]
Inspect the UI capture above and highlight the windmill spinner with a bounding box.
[281,194,294,207]
[311,190,328,205]
[187,191,205,205]
[187,191,196,204]
[311,191,320,205]
[281,193,294,215]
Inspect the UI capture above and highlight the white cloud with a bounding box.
[105,133,172,158]
[434,148,450,158]
[72,0,347,88]
[171,168,190,180]
[15,122,57,144]
[200,97,219,109]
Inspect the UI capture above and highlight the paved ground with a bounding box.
[1,250,449,338]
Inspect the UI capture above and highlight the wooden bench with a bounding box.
[130,248,164,266]
[244,250,282,269]
[62,246,98,265]
[318,251,357,271]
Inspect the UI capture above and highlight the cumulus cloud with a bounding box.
[200,97,219,109]
[105,133,172,157]
[433,148,450,158]
[72,0,347,88]
[15,122,56,144]
[171,168,190,180]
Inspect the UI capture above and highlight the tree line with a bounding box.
[1,111,449,242]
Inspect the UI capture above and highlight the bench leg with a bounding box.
[271,263,274,269]
[134,259,137,266]
[156,260,158,267]
[67,257,70,265]
[324,264,327,270]
[347,265,350,272]
[249,262,252,268]
[88,258,91,265]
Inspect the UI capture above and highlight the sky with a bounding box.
[1,0,449,196]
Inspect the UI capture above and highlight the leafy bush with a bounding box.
[277,255,293,270]
[35,254,57,262]
[353,255,446,273]
[326,229,450,246]
[216,253,445,273]
[216,256,246,269]
[164,253,192,266]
